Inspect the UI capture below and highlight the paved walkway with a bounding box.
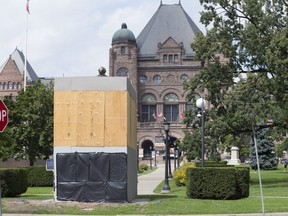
[137,163,165,195]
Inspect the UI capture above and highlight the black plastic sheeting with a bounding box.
[56,152,127,202]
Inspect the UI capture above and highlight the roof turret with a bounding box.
[112,23,136,45]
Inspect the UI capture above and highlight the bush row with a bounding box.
[186,167,250,200]
[0,166,54,197]
[0,169,28,197]
[25,166,54,187]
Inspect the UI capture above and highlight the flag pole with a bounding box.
[24,0,30,92]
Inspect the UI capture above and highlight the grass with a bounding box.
[3,166,288,215]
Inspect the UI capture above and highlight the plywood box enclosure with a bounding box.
[54,77,137,149]
[53,76,137,202]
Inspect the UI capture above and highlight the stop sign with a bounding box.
[0,100,8,132]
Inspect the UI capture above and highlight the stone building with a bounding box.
[109,2,204,159]
[0,48,38,98]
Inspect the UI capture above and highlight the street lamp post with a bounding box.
[162,122,171,193]
[196,98,206,168]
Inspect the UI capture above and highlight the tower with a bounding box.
[109,23,138,90]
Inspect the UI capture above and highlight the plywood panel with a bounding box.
[105,91,127,120]
[54,92,78,146]
[54,89,136,148]
[76,91,105,147]
[104,91,127,147]
[127,95,137,150]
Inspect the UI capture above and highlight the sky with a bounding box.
[0,0,206,78]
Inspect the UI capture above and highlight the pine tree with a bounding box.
[250,128,277,170]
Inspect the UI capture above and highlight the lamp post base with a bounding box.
[161,182,170,193]
[161,188,171,193]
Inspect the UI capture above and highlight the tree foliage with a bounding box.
[250,128,278,170]
[4,81,54,166]
[182,0,288,156]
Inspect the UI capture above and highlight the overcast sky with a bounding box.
[0,0,206,78]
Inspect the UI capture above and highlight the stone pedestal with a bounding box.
[228,146,241,165]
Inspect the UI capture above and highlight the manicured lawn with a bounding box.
[3,167,288,215]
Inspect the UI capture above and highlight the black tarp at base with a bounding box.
[56,152,127,202]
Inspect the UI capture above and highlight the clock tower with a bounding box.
[109,23,138,90]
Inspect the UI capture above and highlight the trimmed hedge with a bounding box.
[174,161,232,186]
[0,169,28,197]
[195,161,231,167]
[186,167,250,200]
[25,166,54,187]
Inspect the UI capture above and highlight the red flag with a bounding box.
[179,113,185,120]
[158,112,163,118]
[26,0,30,14]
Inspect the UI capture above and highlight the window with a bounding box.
[169,54,173,62]
[174,54,179,62]
[116,67,129,77]
[180,74,189,83]
[17,82,21,89]
[3,82,6,89]
[142,94,156,102]
[164,93,179,122]
[121,46,125,55]
[153,75,161,84]
[12,82,16,89]
[141,94,157,122]
[8,81,13,90]
[139,75,147,84]
[163,54,168,63]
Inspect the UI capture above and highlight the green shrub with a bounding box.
[25,166,54,187]
[195,161,230,167]
[173,162,196,186]
[0,169,28,197]
[186,167,249,200]
[139,163,149,173]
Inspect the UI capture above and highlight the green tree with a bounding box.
[183,0,288,154]
[179,130,202,161]
[0,96,17,160]
[250,128,278,170]
[9,81,54,166]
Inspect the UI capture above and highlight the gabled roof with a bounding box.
[137,3,201,57]
[0,48,38,82]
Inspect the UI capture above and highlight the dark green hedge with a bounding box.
[186,167,249,200]
[25,166,54,187]
[0,169,28,197]
[195,161,232,167]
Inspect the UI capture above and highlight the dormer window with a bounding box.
[163,55,168,62]
[174,54,179,62]
[163,54,179,63]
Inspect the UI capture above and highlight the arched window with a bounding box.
[8,81,13,90]
[138,75,147,84]
[164,93,179,122]
[141,93,157,122]
[12,82,16,89]
[3,82,6,89]
[153,75,161,84]
[116,67,129,77]
[180,74,189,83]
[17,82,22,89]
